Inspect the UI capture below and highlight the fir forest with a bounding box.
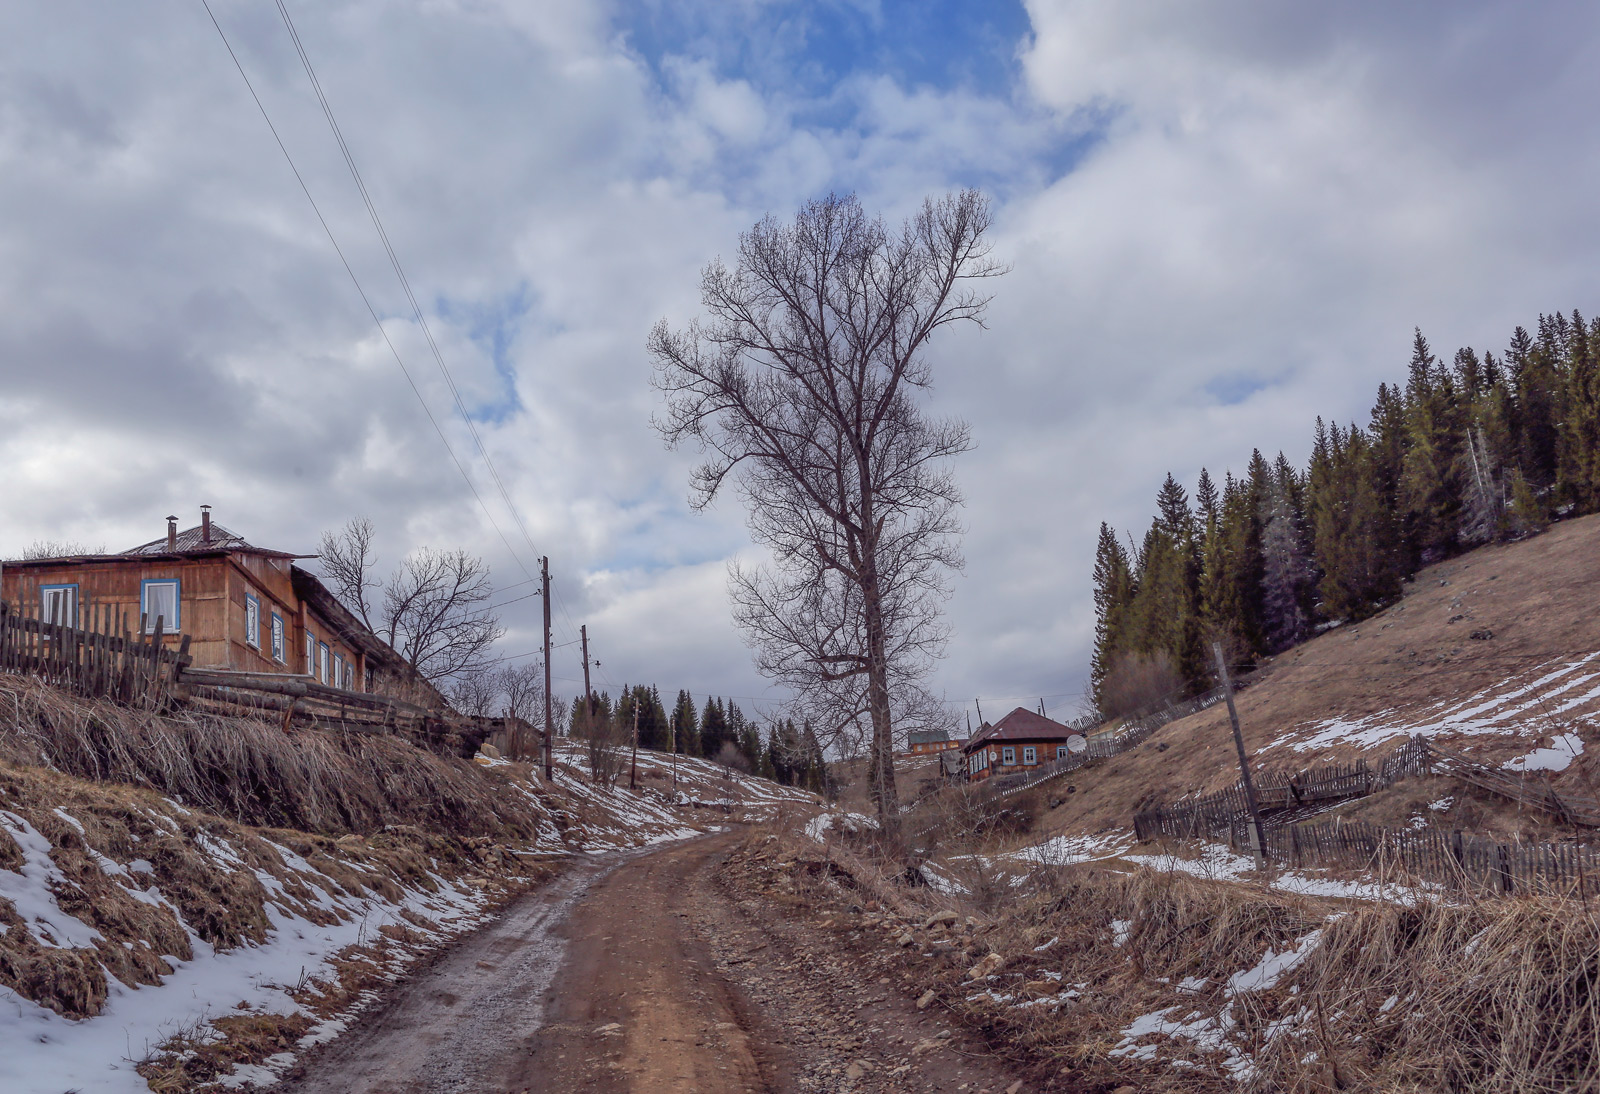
[1092,312,1600,710]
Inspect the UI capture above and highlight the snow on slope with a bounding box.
[1263,648,1600,757]
[0,817,490,1094]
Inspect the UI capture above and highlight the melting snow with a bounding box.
[1264,650,1600,754]
[1503,732,1585,773]
[0,810,103,949]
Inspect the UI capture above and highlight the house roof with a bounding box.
[962,707,1080,752]
[907,730,950,746]
[123,523,304,560]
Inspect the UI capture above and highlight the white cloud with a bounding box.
[2,0,1598,719]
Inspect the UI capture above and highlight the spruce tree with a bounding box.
[1089,522,1137,703]
[671,690,699,755]
[700,697,730,760]
[1559,311,1600,510]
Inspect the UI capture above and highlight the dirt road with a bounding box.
[279,831,1026,1094]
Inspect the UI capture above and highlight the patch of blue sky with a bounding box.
[433,285,533,425]
[620,0,1033,100]
[1204,371,1282,407]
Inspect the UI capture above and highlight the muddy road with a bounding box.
[277,830,1026,1094]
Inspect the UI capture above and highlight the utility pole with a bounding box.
[580,624,594,727]
[975,698,984,725]
[670,700,679,797]
[541,556,553,782]
[629,702,640,791]
[1213,642,1268,863]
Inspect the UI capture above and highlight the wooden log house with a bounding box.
[960,707,1086,781]
[0,507,431,703]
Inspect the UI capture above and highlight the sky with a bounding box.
[3,0,1598,727]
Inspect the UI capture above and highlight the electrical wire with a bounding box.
[273,0,549,584]
[200,1,538,587]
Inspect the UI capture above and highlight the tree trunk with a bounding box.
[859,484,900,835]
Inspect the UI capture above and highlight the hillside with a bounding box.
[0,678,815,1091]
[996,511,1600,843]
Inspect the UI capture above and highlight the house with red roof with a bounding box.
[959,707,1086,781]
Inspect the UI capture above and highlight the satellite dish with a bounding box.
[1066,734,1088,755]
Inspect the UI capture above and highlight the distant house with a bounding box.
[902,729,963,757]
[0,508,429,704]
[960,707,1084,781]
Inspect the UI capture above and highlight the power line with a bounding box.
[273,0,549,582]
[200,1,537,585]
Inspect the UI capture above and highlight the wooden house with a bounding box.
[960,707,1085,781]
[901,729,963,758]
[0,508,426,702]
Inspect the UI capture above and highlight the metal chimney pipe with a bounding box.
[166,516,178,552]
[200,505,212,545]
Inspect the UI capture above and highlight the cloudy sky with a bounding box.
[3,0,1597,724]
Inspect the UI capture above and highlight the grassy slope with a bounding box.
[960,512,1600,845]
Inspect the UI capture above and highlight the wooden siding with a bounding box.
[1,555,364,690]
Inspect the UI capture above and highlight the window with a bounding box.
[270,614,285,663]
[305,631,315,676]
[1057,745,1069,761]
[140,579,180,633]
[1022,746,1037,765]
[332,653,345,690]
[319,642,330,684]
[343,660,355,690]
[40,584,78,627]
[1001,746,1016,766]
[244,594,260,649]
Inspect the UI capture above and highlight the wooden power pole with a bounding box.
[541,556,553,782]
[1213,642,1268,863]
[580,624,594,726]
[629,702,640,790]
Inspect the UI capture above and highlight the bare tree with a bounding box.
[492,661,545,760]
[651,191,1000,827]
[319,519,504,685]
[22,540,106,559]
[318,518,380,630]
[448,665,501,718]
[495,661,543,724]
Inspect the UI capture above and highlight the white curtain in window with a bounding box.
[143,583,177,632]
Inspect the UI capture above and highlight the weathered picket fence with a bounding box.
[1222,815,1600,898]
[0,599,189,708]
[1134,737,1433,841]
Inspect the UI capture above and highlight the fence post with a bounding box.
[1291,824,1302,868]
[1497,844,1513,895]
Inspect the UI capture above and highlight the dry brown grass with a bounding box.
[734,821,1600,1093]
[0,675,543,838]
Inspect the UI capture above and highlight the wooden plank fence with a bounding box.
[0,598,189,708]
[1135,737,1440,842]
[1224,815,1600,898]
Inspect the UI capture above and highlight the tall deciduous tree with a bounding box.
[650,191,1001,826]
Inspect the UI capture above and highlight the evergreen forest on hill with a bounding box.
[1091,310,1600,715]
[569,685,830,791]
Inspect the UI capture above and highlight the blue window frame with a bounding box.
[1001,746,1016,766]
[244,593,260,649]
[1022,746,1037,765]
[270,613,285,663]
[140,578,180,633]
[1057,745,1069,761]
[39,584,78,627]
[319,642,330,684]
[305,630,315,675]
